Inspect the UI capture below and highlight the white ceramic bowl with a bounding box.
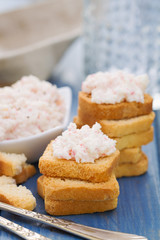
[0,87,72,163]
[0,0,82,85]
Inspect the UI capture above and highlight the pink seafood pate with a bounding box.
[52,122,116,163]
[82,70,149,104]
[0,76,65,141]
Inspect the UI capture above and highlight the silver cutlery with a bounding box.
[0,202,148,240]
[0,215,51,240]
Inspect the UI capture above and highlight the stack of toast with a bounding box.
[74,91,155,177]
[38,139,120,215]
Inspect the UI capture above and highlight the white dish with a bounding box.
[0,0,82,85]
[0,86,72,163]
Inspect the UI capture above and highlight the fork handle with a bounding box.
[0,202,148,240]
[0,216,51,240]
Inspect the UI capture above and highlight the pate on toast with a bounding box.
[78,92,153,125]
[39,142,120,183]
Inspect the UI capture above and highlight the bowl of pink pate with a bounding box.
[0,76,72,163]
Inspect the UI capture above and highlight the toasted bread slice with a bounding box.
[78,92,152,125]
[115,127,153,150]
[0,152,36,184]
[0,176,36,210]
[37,174,119,201]
[39,142,120,183]
[45,198,118,215]
[74,112,155,138]
[119,148,142,164]
[37,176,44,199]
[0,152,26,176]
[14,164,36,184]
[115,152,148,178]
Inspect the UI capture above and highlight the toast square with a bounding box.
[14,164,36,184]
[114,126,153,150]
[74,112,155,138]
[115,152,148,178]
[78,92,153,125]
[37,174,119,201]
[39,142,120,183]
[119,147,142,164]
[45,198,118,215]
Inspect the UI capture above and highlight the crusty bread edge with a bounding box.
[39,142,120,183]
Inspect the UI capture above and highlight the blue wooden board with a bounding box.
[0,39,160,240]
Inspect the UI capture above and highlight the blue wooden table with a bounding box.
[0,39,160,240]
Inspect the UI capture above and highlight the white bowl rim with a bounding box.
[0,86,72,145]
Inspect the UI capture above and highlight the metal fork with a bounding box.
[0,215,51,240]
[0,202,148,240]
